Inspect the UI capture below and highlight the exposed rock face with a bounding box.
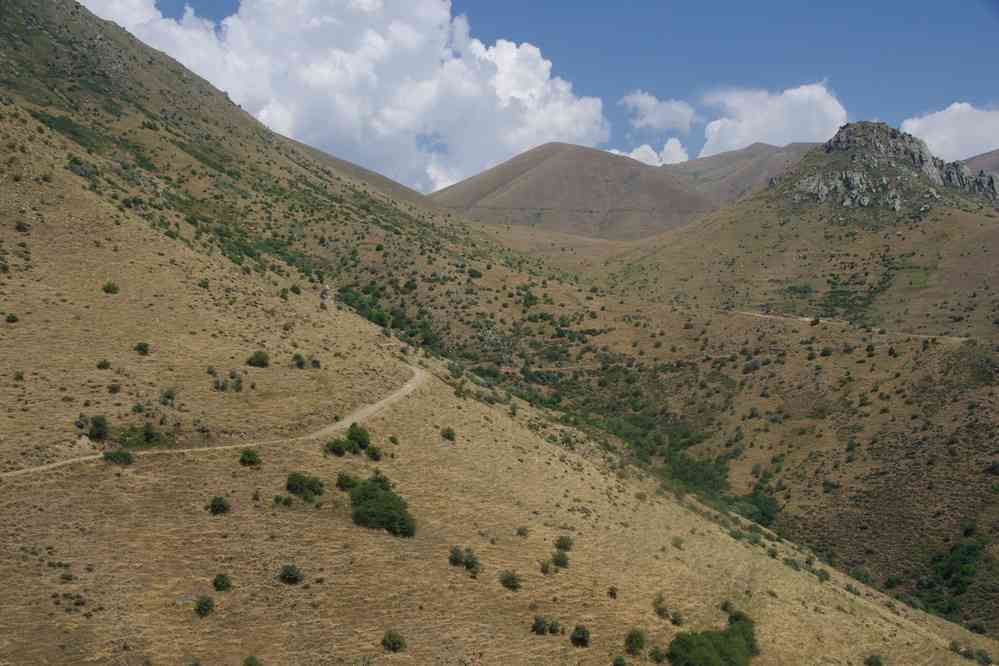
[785,122,998,209]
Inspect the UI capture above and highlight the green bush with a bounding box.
[243,658,262,666]
[382,630,406,653]
[286,472,324,502]
[324,439,346,456]
[89,415,109,441]
[5,313,17,323]
[292,352,306,369]
[194,595,214,617]
[102,449,133,465]
[365,445,382,461]
[349,472,415,537]
[864,657,884,666]
[102,281,119,294]
[499,570,521,591]
[336,471,358,491]
[134,342,150,355]
[246,350,269,367]
[96,359,111,370]
[570,625,590,648]
[208,496,230,515]
[555,535,574,551]
[462,547,481,576]
[441,427,456,441]
[278,564,303,584]
[625,628,647,656]
[449,545,464,566]
[552,549,569,568]
[346,423,370,449]
[213,574,232,592]
[239,448,261,466]
[665,609,759,666]
[648,645,668,663]
[613,657,628,666]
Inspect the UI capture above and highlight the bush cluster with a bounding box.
[340,471,415,537]
[286,472,324,502]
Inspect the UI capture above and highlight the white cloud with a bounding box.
[699,82,847,157]
[79,0,609,192]
[619,90,696,134]
[609,138,688,166]
[901,102,999,162]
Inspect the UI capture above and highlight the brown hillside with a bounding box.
[966,148,999,175]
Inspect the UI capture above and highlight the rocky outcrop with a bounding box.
[786,122,998,209]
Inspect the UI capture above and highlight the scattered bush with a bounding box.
[102,281,119,294]
[194,595,214,617]
[365,445,383,461]
[624,628,647,656]
[96,359,111,370]
[349,472,416,537]
[382,630,406,653]
[102,449,133,465]
[336,471,358,491]
[648,645,668,663]
[555,535,574,551]
[292,352,306,369]
[239,448,260,466]
[864,657,884,666]
[613,657,628,666]
[88,415,109,441]
[213,574,232,592]
[665,609,759,666]
[531,615,548,635]
[324,439,346,456]
[515,526,529,537]
[499,570,521,591]
[243,658,262,666]
[449,545,464,566]
[570,625,590,648]
[286,472,324,502]
[134,342,150,355]
[208,496,230,515]
[246,350,270,368]
[552,549,569,568]
[278,564,303,585]
[346,423,370,449]
[441,426,456,441]
[5,313,17,323]
[462,547,481,576]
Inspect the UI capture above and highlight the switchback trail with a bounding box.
[0,366,427,480]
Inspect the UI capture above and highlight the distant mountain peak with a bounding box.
[774,121,998,211]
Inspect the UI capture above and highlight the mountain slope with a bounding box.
[966,148,999,175]
[431,142,717,240]
[663,141,817,203]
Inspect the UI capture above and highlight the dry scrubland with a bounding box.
[1,1,998,663]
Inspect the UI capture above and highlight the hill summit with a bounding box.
[779,121,998,211]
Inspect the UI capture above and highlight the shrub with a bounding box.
[531,615,548,635]
[625,628,646,655]
[102,281,119,294]
[88,415,109,441]
[570,625,590,648]
[239,448,260,466]
[441,427,456,441]
[499,570,521,591]
[243,658,262,666]
[194,595,214,617]
[613,658,628,666]
[653,592,669,619]
[552,549,569,568]
[336,471,358,491]
[246,351,269,367]
[864,657,884,666]
[365,445,383,461]
[208,496,230,515]
[134,342,150,355]
[213,574,232,592]
[102,449,133,465]
[515,526,529,537]
[96,359,111,370]
[555,535,574,551]
[278,564,303,584]
[382,630,406,653]
[463,548,481,575]
[346,423,370,449]
[292,352,306,369]
[349,472,416,537]
[5,313,17,323]
[540,559,553,575]
[286,472,324,502]
[648,645,668,663]
[449,545,464,566]
[665,609,759,666]
[324,439,346,456]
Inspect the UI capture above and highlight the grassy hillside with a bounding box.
[2,1,999,662]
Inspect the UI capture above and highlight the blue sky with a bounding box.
[93,0,999,188]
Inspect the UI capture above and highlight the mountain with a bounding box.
[2,1,999,663]
[966,148,999,175]
[431,142,717,240]
[663,141,817,203]
[431,141,815,242]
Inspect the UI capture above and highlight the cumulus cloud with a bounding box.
[699,82,847,157]
[619,90,696,134]
[79,0,609,192]
[609,138,688,166]
[901,102,999,162]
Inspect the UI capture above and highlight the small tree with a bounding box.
[555,535,574,551]
[441,427,456,441]
[208,496,230,515]
[346,423,370,449]
[382,630,406,653]
[88,415,109,441]
[570,625,590,647]
[239,448,260,466]
[625,628,646,656]
[246,351,269,368]
[278,564,303,584]
[194,595,214,617]
[213,574,232,592]
[499,570,521,591]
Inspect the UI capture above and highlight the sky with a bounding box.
[83,0,999,192]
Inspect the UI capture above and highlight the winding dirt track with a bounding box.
[0,365,427,480]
